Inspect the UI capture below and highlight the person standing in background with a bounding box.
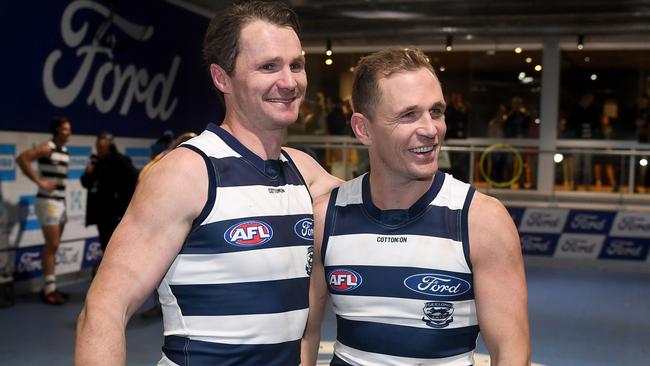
[80,132,137,254]
[16,117,72,305]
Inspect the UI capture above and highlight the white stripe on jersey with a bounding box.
[325,234,471,274]
[332,295,478,329]
[39,164,67,175]
[182,130,242,159]
[431,176,470,210]
[334,174,364,206]
[157,355,180,366]
[166,246,311,285]
[49,151,70,163]
[162,309,309,345]
[334,341,475,366]
[201,184,312,226]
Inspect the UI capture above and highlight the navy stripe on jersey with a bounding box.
[37,194,64,200]
[325,265,474,301]
[321,190,340,264]
[212,156,304,188]
[461,187,475,271]
[181,214,312,254]
[330,204,462,241]
[170,277,309,316]
[37,158,68,166]
[163,336,300,366]
[280,149,313,202]
[337,316,479,359]
[40,171,66,178]
[361,172,445,226]
[180,145,217,231]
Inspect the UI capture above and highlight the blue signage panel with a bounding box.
[1,0,223,137]
[0,144,16,181]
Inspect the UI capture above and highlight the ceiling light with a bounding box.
[325,58,333,66]
[534,65,542,72]
[515,47,522,54]
[325,39,332,56]
[577,35,584,50]
[439,66,446,72]
[525,57,532,63]
[590,74,597,81]
[445,35,453,52]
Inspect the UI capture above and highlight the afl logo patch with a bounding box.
[404,273,471,297]
[327,269,362,292]
[224,220,273,247]
[294,218,314,240]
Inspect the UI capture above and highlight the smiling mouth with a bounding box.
[409,145,437,154]
[266,97,297,104]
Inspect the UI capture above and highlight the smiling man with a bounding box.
[302,48,530,366]
[75,1,340,365]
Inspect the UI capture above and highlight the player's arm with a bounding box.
[469,192,531,366]
[301,192,332,366]
[16,142,55,191]
[75,148,207,366]
[284,147,343,199]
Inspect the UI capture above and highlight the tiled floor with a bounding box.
[1,264,648,365]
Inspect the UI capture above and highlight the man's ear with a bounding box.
[351,112,371,146]
[210,64,231,94]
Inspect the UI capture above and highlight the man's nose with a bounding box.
[277,67,298,91]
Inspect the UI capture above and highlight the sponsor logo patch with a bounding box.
[422,301,454,328]
[294,218,314,240]
[327,269,362,291]
[224,220,273,246]
[404,273,471,297]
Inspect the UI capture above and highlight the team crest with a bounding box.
[306,246,314,275]
[422,302,454,328]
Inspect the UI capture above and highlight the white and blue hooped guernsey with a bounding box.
[156,123,314,366]
[322,171,479,366]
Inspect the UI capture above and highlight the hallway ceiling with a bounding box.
[178,0,650,51]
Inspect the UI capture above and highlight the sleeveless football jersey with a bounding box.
[37,141,69,200]
[157,124,314,366]
[323,171,478,366]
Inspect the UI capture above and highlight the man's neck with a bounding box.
[368,171,435,210]
[220,117,283,160]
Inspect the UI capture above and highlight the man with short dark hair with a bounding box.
[16,117,72,305]
[75,1,341,365]
[302,48,530,366]
[80,132,137,252]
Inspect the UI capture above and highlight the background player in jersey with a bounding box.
[75,1,341,365]
[16,117,72,305]
[301,48,530,365]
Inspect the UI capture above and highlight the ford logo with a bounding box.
[294,218,314,240]
[404,273,471,297]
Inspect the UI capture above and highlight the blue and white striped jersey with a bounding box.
[322,171,479,366]
[37,141,68,200]
[157,124,314,366]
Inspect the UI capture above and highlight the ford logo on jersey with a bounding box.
[404,273,471,297]
[294,218,314,240]
[327,269,362,292]
[224,220,273,246]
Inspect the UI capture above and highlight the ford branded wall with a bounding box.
[1,0,222,137]
[509,207,650,263]
[0,1,222,282]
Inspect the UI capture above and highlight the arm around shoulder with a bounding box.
[283,147,343,199]
[468,192,531,365]
[75,147,208,366]
[301,192,332,366]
